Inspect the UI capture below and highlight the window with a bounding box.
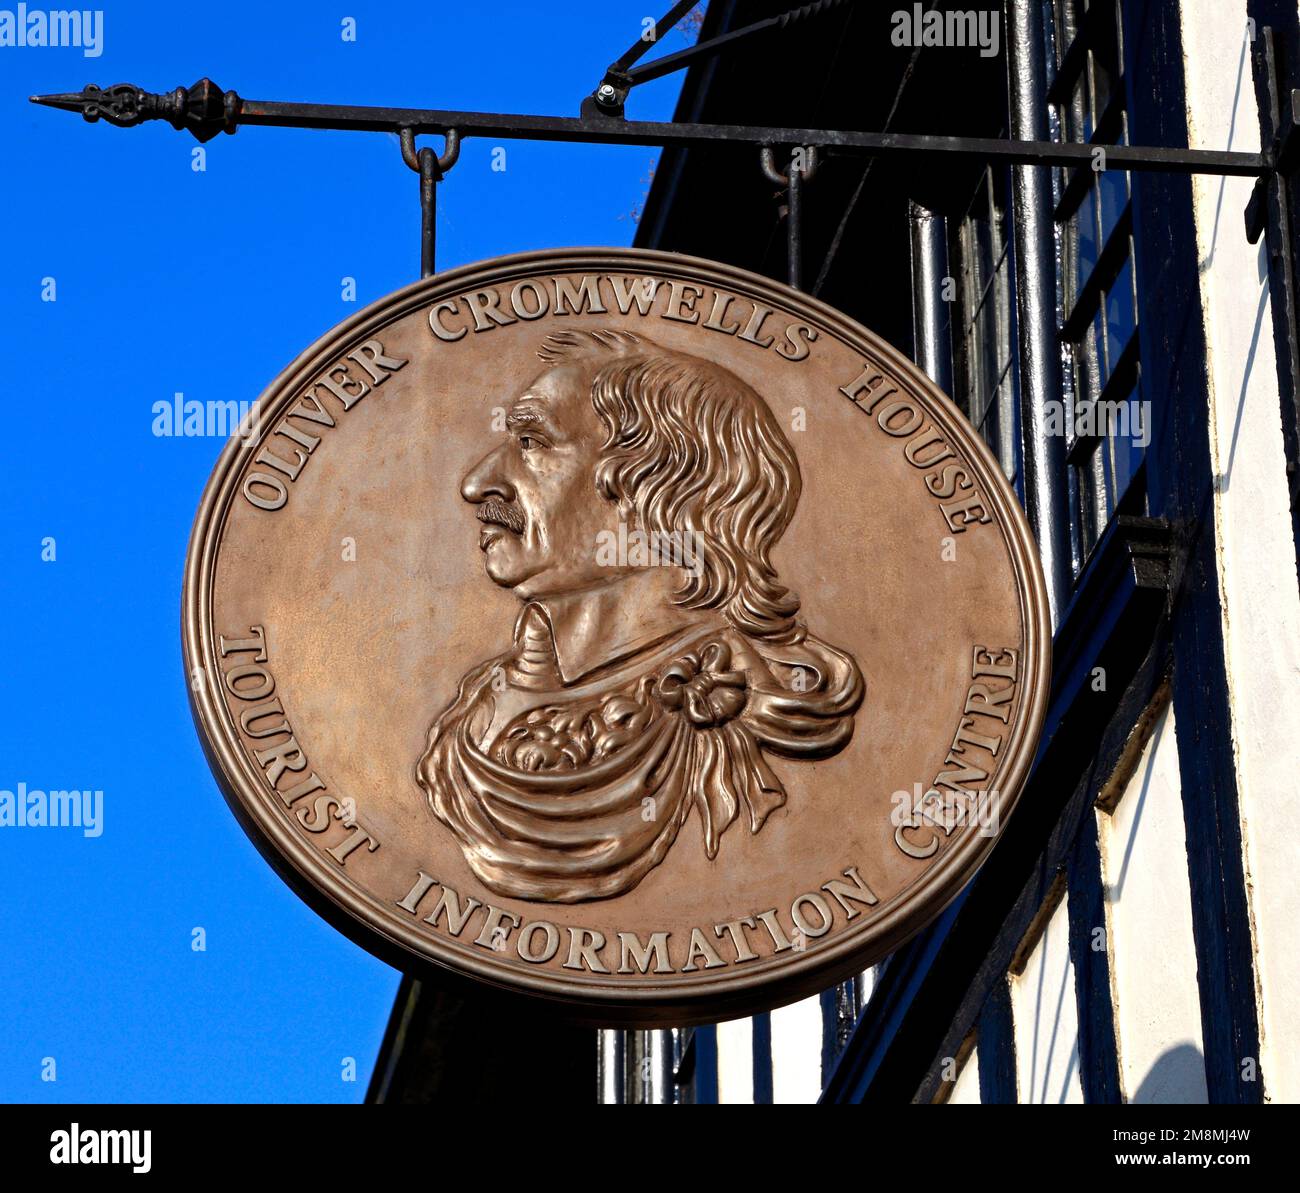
[951,165,1022,490]
[1048,0,1147,572]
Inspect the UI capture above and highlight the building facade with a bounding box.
[372,0,1300,1104]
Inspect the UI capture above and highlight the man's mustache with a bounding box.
[477,499,525,534]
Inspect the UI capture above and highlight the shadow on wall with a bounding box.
[1131,1042,1209,1104]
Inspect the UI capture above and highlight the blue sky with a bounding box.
[0,1,685,1103]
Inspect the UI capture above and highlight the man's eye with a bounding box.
[519,435,540,450]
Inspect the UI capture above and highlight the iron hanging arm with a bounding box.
[29,80,1267,177]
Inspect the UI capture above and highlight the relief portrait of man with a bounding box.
[416,327,864,903]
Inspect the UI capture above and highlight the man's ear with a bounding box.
[595,466,637,525]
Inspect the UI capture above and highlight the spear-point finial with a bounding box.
[29,92,95,114]
[29,80,241,142]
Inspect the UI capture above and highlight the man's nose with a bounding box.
[461,444,516,505]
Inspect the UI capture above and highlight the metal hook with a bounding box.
[398,129,460,279]
[760,146,817,291]
[399,127,461,176]
[760,144,818,186]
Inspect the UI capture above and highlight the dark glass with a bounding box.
[1089,2,1122,120]
[1076,446,1097,559]
[1108,376,1144,510]
[1072,184,1099,311]
[1090,48,1112,121]
[1097,166,1128,247]
[1104,255,1136,374]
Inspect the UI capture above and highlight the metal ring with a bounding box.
[399,127,461,175]
[760,144,818,185]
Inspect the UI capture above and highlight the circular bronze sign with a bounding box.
[184,248,1050,1025]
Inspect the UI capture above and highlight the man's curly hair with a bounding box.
[538,327,803,643]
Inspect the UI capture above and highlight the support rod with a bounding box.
[419,148,437,279]
[908,201,955,396]
[29,83,1268,177]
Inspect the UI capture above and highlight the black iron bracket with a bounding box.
[583,0,699,119]
[582,0,853,120]
[29,80,1267,177]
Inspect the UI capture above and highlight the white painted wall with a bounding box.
[858,966,878,1009]
[715,1015,754,1104]
[1183,0,1300,1102]
[1010,894,1084,1103]
[1098,703,1208,1102]
[948,1046,982,1104]
[771,994,823,1103]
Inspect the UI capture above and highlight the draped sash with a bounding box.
[416,622,863,903]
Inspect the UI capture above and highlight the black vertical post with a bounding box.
[1127,0,1264,1104]
[976,978,1019,1103]
[1006,0,1071,624]
[751,1012,774,1103]
[694,1024,719,1103]
[1066,812,1124,1103]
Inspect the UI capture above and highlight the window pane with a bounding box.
[1067,66,1094,142]
[1104,256,1136,374]
[950,168,1021,483]
[1107,376,1144,510]
[1090,49,1112,121]
[1098,167,1128,248]
[1071,184,1099,311]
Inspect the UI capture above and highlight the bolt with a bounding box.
[596,84,618,105]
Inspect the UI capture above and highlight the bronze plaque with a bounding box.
[183,248,1050,1024]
